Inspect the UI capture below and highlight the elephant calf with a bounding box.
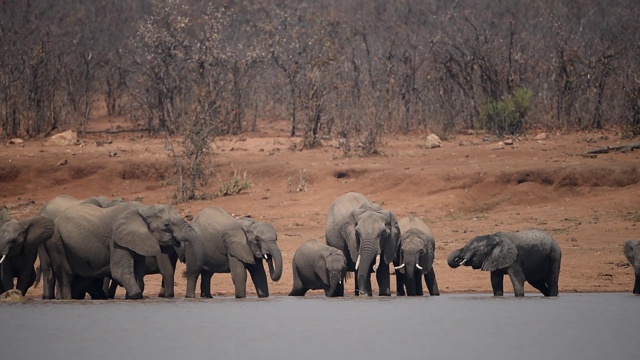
[289,240,347,297]
[623,239,640,294]
[395,216,439,296]
[448,228,562,297]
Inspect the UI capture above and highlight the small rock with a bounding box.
[7,138,24,146]
[503,138,514,145]
[423,134,442,149]
[45,130,78,146]
[108,151,118,157]
[57,159,68,166]
[492,142,505,150]
[534,133,548,140]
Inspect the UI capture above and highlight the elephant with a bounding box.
[394,216,440,296]
[623,239,640,294]
[103,251,179,298]
[187,206,282,298]
[0,207,54,296]
[236,216,283,282]
[47,202,203,299]
[38,195,123,299]
[448,228,562,297]
[289,239,347,297]
[325,192,400,296]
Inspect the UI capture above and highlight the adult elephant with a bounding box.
[187,206,282,298]
[48,202,203,299]
[325,192,400,296]
[0,207,54,296]
[448,228,562,297]
[38,195,123,299]
[236,216,283,282]
[289,239,347,297]
[623,239,640,294]
[394,216,439,296]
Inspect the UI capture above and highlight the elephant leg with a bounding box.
[200,271,214,298]
[134,255,146,297]
[1,263,14,292]
[229,256,248,299]
[528,279,550,296]
[633,273,640,295]
[248,261,269,298]
[415,275,424,296]
[111,245,143,300]
[507,265,526,297]
[289,267,307,296]
[335,282,344,297]
[548,258,561,297]
[85,278,108,299]
[490,271,505,296]
[376,263,391,296]
[156,254,175,298]
[424,270,440,296]
[395,271,406,296]
[39,247,56,300]
[15,267,37,296]
[106,278,119,299]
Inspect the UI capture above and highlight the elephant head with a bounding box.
[0,208,54,265]
[623,239,640,294]
[237,217,283,282]
[345,207,400,294]
[448,234,518,271]
[316,249,347,297]
[395,229,434,295]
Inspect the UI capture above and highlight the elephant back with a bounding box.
[398,215,433,240]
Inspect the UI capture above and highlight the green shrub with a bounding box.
[481,88,533,137]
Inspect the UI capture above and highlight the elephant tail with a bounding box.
[34,265,42,287]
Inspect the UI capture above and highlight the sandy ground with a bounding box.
[1,119,639,298]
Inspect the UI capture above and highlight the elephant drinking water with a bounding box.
[394,215,439,296]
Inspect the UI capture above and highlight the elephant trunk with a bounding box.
[447,249,464,268]
[265,242,283,282]
[174,220,204,276]
[404,258,418,296]
[327,274,340,297]
[356,242,377,295]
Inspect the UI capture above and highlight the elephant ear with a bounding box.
[481,236,518,271]
[0,207,10,225]
[623,240,637,263]
[113,208,161,256]
[19,216,55,255]
[224,226,255,264]
[381,210,401,265]
[314,251,331,284]
[419,238,435,274]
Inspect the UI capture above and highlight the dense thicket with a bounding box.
[2,0,639,150]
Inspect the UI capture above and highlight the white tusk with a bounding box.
[355,255,361,270]
[264,254,268,260]
[0,255,5,264]
[459,258,467,265]
[394,263,406,270]
[372,254,380,272]
[416,264,423,270]
[339,280,342,284]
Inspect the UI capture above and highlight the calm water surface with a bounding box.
[0,293,637,360]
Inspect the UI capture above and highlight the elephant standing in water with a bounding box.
[0,207,54,296]
[47,202,203,299]
[448,228,562,297]
[623,239,640,294]
[289,239,347,297]
[394,216,439,296]
[38,195,123,299]
[325,192,400,296]
[187,207,282,298]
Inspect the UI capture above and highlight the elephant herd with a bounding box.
[0,192,638,299]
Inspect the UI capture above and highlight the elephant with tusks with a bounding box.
[394,215,439,296]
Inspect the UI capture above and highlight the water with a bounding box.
[0,293,637,360]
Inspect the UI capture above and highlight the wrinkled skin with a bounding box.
[104,249,179,298]
[0,207,54,296]
[189,207,280,298]
[48,202,203,299]
[325,192,400,296]
[38,195,124,299]
[394,216,439,296]
[623,239,640,294]
[448,228,562,297]
[289,240,347,297]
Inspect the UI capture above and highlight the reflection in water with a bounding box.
[0,293,636,360]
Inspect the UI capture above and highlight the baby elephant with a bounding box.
[394,216,439,296]
[289,240,347,297]
[448,228,561,297]
[623,239,640,294]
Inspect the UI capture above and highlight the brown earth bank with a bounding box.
[1,121,639,298]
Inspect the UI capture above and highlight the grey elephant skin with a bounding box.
[623,239,640,294]
[188,207,282,298]
[394,216,439,296]
[325,192,400,296]
[47,202,203,299]
[289,239,347,297]
[448,228,562,297]
[38,195,123,299]
[0,207,54,296]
